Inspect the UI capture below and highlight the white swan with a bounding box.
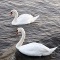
[10,9,39,25]
[16,27,57,56]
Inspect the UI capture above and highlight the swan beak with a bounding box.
[16,30,18,35]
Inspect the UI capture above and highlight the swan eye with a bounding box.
[16,30,18,35]
[10,12,13,15]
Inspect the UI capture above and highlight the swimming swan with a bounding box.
[10,9,39,25]
[16,27,57,56]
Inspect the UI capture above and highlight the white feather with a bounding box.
[16,27,57,56]
[11,9,39,25]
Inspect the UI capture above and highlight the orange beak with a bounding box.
[16,30,18,35]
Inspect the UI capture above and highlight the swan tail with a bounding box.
[33,15,39,21]
[34,15,39,20]
[49,47,57,54]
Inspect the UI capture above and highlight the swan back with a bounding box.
[16,14,39,25]
[16,14,34,24]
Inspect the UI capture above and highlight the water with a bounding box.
[0,0,60,60]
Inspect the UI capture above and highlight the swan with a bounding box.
[10,9,39,25]
[16,27,57,56]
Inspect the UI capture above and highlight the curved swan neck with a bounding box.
[16,29,25,47]
[13,12,18,21]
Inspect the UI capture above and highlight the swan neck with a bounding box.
[16,29,25,47]
[14,12,18,21]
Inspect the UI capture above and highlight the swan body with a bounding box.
[10,9,39,25]
[16,28,57,56]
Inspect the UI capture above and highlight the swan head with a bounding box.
[16,27,25,35]
[10,9,18,17]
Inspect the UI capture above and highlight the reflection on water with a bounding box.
[15,49,52,60]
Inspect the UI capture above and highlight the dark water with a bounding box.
[0,0,60,60]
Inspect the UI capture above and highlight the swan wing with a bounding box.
[17,42,50,56]
[16,14,34,25]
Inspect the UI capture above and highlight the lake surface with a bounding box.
[0,0,60,60]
